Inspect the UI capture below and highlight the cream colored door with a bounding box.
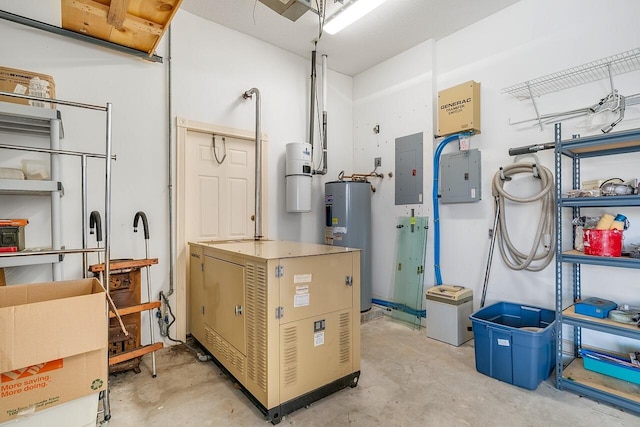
[177,119,268,341]
[184,130,255,242]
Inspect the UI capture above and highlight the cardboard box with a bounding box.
[438,80,481,137]
[0,279,107,423]
[1,349,106,423]
[0,67,56,109]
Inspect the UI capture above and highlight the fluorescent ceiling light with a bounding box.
[324,0,388,35]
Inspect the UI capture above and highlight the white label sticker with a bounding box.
[333,226,347,234]
[294,274,312,284]
[497,338,510,347]
[471,188,476,198]
[314,331,325,346]
[295,285,309,294]
[13,83,27,95]
[294,293,310,307]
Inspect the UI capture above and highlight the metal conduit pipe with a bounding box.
[167,25,175,296]
[309,49,317,164]
[317,53,328,175]
[243,88,263,240]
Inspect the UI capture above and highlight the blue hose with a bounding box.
[372,298,426,318]
[433,132,473,285]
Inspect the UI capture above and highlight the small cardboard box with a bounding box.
[0,67,56,109]
[438,80,481,137]
[0,279,107,423]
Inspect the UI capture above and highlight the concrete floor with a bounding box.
[107,315,638,426]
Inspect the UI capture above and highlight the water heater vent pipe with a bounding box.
[242,87,262,240]
[311,49,328,175]
[308,48,316,162]
[317,53,328,175]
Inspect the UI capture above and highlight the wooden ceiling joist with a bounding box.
[62,0,182,55]
[66,0,164,36]
[107,0,131,30]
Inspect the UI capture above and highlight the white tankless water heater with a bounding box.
[285,142,312,213]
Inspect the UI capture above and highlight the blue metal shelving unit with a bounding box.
[554,123,640,414]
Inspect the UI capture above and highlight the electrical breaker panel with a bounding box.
[439,149,482,204]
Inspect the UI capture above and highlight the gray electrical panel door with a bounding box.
[395,133,423,205]
[439,148,481,204]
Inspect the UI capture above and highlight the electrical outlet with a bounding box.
[374,157,382,168]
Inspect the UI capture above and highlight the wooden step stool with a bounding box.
[90,258,163,374]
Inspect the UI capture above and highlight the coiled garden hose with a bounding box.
[492,162,555,271]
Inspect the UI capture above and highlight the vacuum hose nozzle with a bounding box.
[133,211,150,239]
[89,211,102,242]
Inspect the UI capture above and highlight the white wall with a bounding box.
[3,0,640,353]
[0,2,170,347]
[0,5,353,346]
[170,12,353,244]
[353,40,434,306]
[353,0,640,351]
[0,3,169,280]
[435,0,640,315]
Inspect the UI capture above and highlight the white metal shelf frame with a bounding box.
[503,48,640,100]
[0,96,115,275]
[0,90,115,422]
[554,122,640,414]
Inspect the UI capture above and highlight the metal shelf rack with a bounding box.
[503,48,640,100]
[0,92,114,421]
[554,123,640,414]
[0,97,115,275]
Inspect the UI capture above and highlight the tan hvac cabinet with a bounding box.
[189,240,361,424]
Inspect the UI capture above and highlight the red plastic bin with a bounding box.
[583,229,622,257]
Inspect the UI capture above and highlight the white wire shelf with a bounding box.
[502,48,640,100]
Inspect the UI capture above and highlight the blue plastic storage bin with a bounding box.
[470,302,556,390]
[580,348,640,385]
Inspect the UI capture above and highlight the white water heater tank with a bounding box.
[285,142,312,213]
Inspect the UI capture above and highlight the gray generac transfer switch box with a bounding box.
[439,149,481,204]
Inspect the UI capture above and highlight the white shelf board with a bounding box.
[0,179,59,195]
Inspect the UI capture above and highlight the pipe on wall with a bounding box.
[309,49,317,162]
[432,132,473,285]
[243,88,263,240]
[311,51,328,175]
[318,54,328,175]
[167,25,175,296]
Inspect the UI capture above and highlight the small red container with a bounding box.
[583,229,622,257]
